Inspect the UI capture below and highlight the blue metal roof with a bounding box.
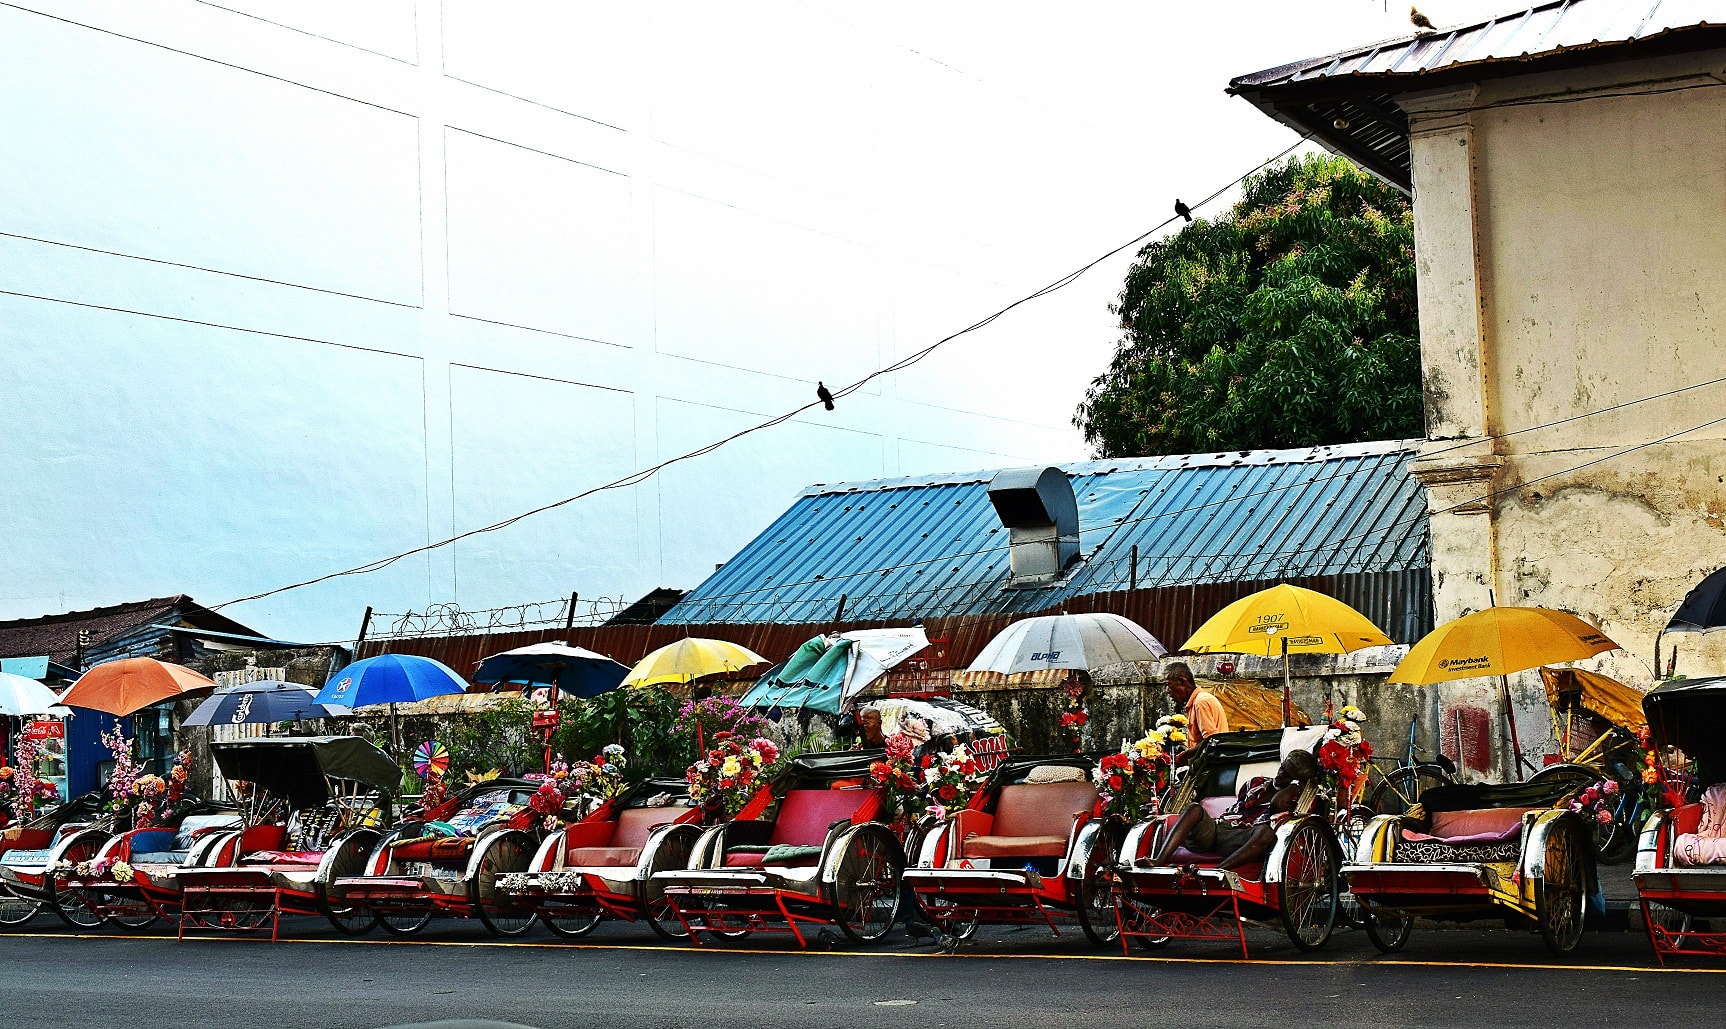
[662,440,1430,625]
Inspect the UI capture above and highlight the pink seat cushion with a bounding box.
[1199,796,1235,818]
[769,789,873,847]
[613,807,679,849]
[569,846,643,867]
[991,782,1099,840]
[1403,807,1531,845]
[241,850,324,865]
[962,834,1068,859]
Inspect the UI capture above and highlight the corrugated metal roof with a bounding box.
[660,440,1429,626]
[1234,0,1726,89]
[1229,0,1726,188]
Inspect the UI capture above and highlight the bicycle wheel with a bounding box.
[0,888,41,928]
[1536,820,1587,957]
[1369,764,1451,817]
[1075,830,1121,947]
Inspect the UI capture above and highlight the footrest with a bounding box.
[177,884,283,942]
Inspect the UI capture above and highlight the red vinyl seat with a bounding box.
[566,807,682,868]
[722,789,876,868]
[961,781,1097,861]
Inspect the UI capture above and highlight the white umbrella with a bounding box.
[836,627,930,704]
[0,671,59,716]
[967,613,1167,675]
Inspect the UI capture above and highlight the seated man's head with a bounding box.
[859,708,885,743]
[1165,662,1196,704]
[1275,749,1321,788]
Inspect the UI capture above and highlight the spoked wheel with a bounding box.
[914,896,979,941]
[1362,903,1415,953]
[541,905,604,939]
[1536,820,1587,957]
[317,831,379,935]
[51,878,107,930]
[1075,830,1121,946]
[1369,764,1452,817]
[377,908,433,936]
[472,833,536,937]
[209,892,274,931]
[104,893,161,932]
[0,888,42,928]
[1276,821,1340,952]
[644,827,699,942]
[835,828,903,944]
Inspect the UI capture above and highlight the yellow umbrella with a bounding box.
[623,638,768,689]
[1387,606,1620,775]
[1182,583,1394,725]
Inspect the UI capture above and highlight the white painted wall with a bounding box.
[0,0,1443,641]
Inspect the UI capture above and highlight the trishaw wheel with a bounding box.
[1075,830,1121,947]
[1536,820,1586,957]
[0,888,42,927]
[378,909,432,936]
[836,827,903,944]
[108,900,161,932]
[1276,822,1340,952]
[541,907,603,939]
[1362,904,1414,953]
[472,833,536,938]
[914,896,978,940]
[51,879,107,929]
[210,892,274,931]
[320,897,379,935]
[644,827,699,942]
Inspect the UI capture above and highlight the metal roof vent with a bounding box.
[987,466,1079,588]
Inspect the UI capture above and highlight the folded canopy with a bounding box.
[210,735,398,809]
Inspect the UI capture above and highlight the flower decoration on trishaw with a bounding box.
[685,732,781,820]
[1093,729,1173,823]
[1316,705,1373,812]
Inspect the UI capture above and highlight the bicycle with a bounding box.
[1363,716,1455,817]
[1531,726,1646,864]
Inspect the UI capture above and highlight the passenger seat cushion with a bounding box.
[1405,807,1532,845]
[612,807,678,849]
[568,846,643,867]
[241,850,325,865]
[962,834,1067,859]
[991,782,1098,840]
[768,789,872,847]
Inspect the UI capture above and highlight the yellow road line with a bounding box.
[4,931,1718,973]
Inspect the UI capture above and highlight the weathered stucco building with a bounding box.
[1233,1,1726,773]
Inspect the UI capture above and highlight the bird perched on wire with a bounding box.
[816,381,835,411]
[1410,6,1436,32]
[1174,199,1192,223]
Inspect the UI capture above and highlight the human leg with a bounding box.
[1151,805,1216,865]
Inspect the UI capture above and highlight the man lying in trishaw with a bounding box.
[653,745,906,947]
[1111,725,1345,957]
[902,751,1119,947]
[173,736,398,940]
[1632,674,1726,963]
[333,771,566,937]
[496,774,701,939]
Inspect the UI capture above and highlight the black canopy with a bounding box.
[772,749,884,792]
[1645,675,1726,786]
[210,735,398,809]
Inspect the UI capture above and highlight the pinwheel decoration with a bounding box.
[413,739,451,779]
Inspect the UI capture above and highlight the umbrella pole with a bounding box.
[1499,675,1528,778]
[1281,637,1292,728]
[390,701,401,760]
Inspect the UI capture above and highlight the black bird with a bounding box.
[1411,6,1436,31]
[1174,199,1192,223]
[816,381,835,411]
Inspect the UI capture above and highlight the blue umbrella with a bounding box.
[182,680,343,727]
[473,641,627,699]
[315,654,469,709]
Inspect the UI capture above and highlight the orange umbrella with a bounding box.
[59,658,218,716]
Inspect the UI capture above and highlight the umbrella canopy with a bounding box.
[473,641,628,699]
[314,654,469,709]
[1181,584,1394,657]
[0,671,59,717]
[967,613,1167,676]
[622,638,766,689]
[741,628,930,715]
[59,658,217,717]
[1539,667,1646,732]
[181,680,343,727]
[1666,567,1726,634]
[1387,607,1619,686]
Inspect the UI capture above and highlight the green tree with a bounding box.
[1075,154,1422,457]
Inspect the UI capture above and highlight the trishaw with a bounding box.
[173,736,397,940]
[1110,728,1344,957]
[0,790,113,928]
[903,755,1119,946]
[1633,675,1726,963]
[654,751,906,947]
[498,778,701,939]
[1344,774,1595,956]
[334,776,557,937]
[1534,666,1650,862]
[52,800,239,930]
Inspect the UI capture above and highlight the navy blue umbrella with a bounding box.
[473,641,627,699]
[182,680,343,727]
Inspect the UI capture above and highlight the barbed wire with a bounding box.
[367,596,629,640]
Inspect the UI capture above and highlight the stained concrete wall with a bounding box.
[1399,51,1726,780]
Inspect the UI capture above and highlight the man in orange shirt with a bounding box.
[1165,662,1228,754]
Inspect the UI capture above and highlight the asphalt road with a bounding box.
[2,916,1722,1029]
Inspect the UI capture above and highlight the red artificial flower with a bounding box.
[939,784,957,801]
[1107,774,1124,790]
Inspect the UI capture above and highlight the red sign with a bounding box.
[22,721,64,741]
